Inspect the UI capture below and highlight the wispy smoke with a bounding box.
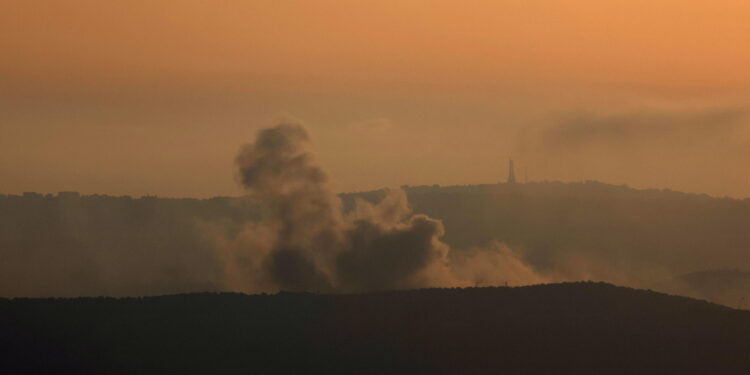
[543,108,747,150]
[513,107,750,197]
[218,123,540,292]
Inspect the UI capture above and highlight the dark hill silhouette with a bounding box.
[2,282,749,374]
[373,182,750,272]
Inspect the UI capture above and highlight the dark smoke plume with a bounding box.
[228,123,468,292]
[234,124,342,291]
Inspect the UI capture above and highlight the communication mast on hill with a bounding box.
[507,159,517,184]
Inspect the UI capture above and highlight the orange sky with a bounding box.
[2,1,750,197]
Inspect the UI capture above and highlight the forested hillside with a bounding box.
[2,181,750,303]
[2,283,749,374]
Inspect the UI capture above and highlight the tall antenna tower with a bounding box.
[507,159,517,184]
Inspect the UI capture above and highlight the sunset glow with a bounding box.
[2,0,750,197]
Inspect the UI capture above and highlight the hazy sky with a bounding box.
[2,0,750,197]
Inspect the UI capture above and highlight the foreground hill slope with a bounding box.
[2,282,749,374]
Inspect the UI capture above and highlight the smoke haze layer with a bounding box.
[4,122,750,306]
[514,107,750,197]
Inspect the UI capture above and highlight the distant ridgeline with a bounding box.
[2,181,750,302]
[0,193,260,297]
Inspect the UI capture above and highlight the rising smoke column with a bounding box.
[233,123,455,292]
[235,124,343,291]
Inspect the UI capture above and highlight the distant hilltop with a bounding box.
[350,179,735,200]
[2,180,750,305]
[3,179,740,201]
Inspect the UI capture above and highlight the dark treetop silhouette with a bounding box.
[2,283,749,375]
